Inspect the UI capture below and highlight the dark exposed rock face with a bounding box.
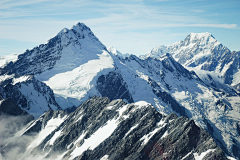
[96,71,134,103]
[121,54,193,116]
[222,51,240,86]
[0,98,29,116]
[0,22,108,119]
[0,35,62,76]
[19,96,228,160]
[201,44,231,72]
[147,77,186,117]
[160,53,193,79]
[141,33,240,93]
[0,24,238,159]
[23,109,68,136]
[0,75,60,117]
[110,52,239,159]
[233,83,240,92]
[0,23,106,77]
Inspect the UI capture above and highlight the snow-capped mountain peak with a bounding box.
[107,46,129,59]
[1,23,240,159]
[71,22,90,32]
[57,22,94,37]
[57,28,69,36]
[141,32,227,67]
[0,22,113,109]
[141,32,240,91]
[184,32,219,46]
[1,22,107,77]
[188,32,212,41]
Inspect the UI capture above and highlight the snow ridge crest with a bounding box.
[140,32,225,67]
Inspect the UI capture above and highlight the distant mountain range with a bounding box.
[140,32,240,92]
[0,23,239,159]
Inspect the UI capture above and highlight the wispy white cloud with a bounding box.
[0,0,239,55]
[188,23,238,29]
[0,0,50,9]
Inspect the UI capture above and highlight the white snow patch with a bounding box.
[70,118,118,160]
[124,123,139,138]
[193,149,215,160]
[221,61,233,74]
[49,130,62,145]
[181,151,193,160]
[57,28,69,36]
[106,105,114,110]
[100,155,109,160]
[76,115,83,122]
[12,75,31,85]
[117,104,129,116]
[189,32,212,42]
[0,74,14,82]
[73,132,86,145]
[226,97,240,121]
[108,46,129,59]
[27,115,67,150]
[232,69,240,86]
[161,130,168,139]
[0,100,4,105]
[19,82,59,118]
[38,50,114,107]
[141,127,160,145]
[141,123,167,145]
[157,119,166,126]
[227,156,237,160]
[134,101,151,107]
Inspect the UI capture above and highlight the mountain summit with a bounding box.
[0,24,239,159]
[1,22,106,77]
[141,32,227,67]
[141,32,240,92]
[1,22,115,109]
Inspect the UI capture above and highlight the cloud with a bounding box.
[189,23,237,29]
[0,114,34,160]
[0,114,60,160]
[0,0,239,56]
[0,0,50,9]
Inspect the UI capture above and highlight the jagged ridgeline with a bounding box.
[0,22,239,159]
[1,96,228,160]
[141,33,240,92]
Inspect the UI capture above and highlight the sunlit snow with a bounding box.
[70,118,118,160]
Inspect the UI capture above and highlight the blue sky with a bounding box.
[0,0,239,56]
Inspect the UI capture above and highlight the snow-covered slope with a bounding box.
[0,74,60,118]
[0,23,116,109]
[0,24,239,158]
[107,46,130,59]
[1,96,229,160]
[141,32,227,67]
[2,23,107,76]
[140,32,240,91]
[109,50,240,158]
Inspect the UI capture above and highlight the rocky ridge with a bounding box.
[141,32,240,91]
[0,23,239,159]
[2,96,228,160]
